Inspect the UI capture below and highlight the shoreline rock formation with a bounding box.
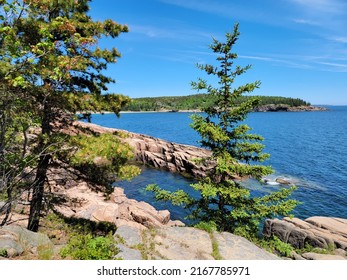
[253,104,327,112]
[73,121,213,178]
[2,121,346,260]
[47,160,184,230]
[263,216,347,260]
[0,159,279,260]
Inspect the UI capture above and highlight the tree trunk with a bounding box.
[0,185,13,226]
[27,99,51,232]
[27,153,50,231]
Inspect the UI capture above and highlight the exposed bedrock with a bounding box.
[263,216,347,252]
[73,121,213,178]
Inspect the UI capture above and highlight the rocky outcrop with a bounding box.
[263,216,347,260]
[254,104,327,112]
[0,225,52,258]
[114,225,280,260]
[73,121,212,178]
[47,162,184,230]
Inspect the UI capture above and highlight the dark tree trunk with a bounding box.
[0,186,13,226]
[27,99,51,232]
[27,153,50,231]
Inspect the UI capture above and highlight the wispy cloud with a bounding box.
[239,53,347,73]
[288,0,346,13]
[157,0,267,23]
[292,18,321,26]
[130,24,212,42]
[158,0,234,16]
[316,61,347,72]
[331,37,347,43]
[155,0,347,74]
[288,0,347,28]
[239,54,313,70]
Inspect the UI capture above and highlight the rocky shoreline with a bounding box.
[1,120,346,260]
[0,159,279,260]
[80,105,327,115]
[117,105,328,114]
[253,104,327,112]
[73,121,214,178]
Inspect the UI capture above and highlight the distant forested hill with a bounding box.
[121,94,311,112]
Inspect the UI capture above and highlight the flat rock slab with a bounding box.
[153,227,214,260]
[302,252,346,260]
[119,227,280,260]
[116,244,142,260]
[214,232,280,260]
[115,225,143,247]
[305,217,347,237]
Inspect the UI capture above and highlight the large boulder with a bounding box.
[0,225,52,258]
[263,216,347,253]
[52,174,184,230]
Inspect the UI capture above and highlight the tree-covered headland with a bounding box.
[122,94,311,112]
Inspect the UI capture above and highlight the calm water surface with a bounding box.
[90,106,347,221]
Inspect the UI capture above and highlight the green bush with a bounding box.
[260,236,294,257]
[0,249,8,258]
[60,233,119,260]
[194,221,217,234]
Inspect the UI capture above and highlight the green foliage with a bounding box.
[260,236,294,257]
[0,0,133,230]
[42,213,119,259]
[296,242,336,255]
[60,233,119,260]
[122,94,310,112]
[45,213,118,237]
[194,221,217,234]
[37,243,54,260]
[211,236,222,260]
[68,133,141,189]
[146,184,192,206]
[0,84,39,225]
[0,249,8,258]
[147,24,298,241]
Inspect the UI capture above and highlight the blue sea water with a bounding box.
[89,107,347,221]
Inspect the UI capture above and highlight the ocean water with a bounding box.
[89,107,347,221]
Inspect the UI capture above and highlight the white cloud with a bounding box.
[130,24,211,42]
[317,61,347,72]
[331,37,347,43]
[239,54,313,70]
[288,0,345,13]
[292,18,321,26]
[239,53,347,73]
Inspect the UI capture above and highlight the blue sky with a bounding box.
[90,0,347,105]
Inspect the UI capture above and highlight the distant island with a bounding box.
[121,94,327,112]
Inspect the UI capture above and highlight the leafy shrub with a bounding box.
[68,133,140,188]
[0,249,8,258]
[60,233,119,260]
[194,221,217,234]
[260,236,294,257]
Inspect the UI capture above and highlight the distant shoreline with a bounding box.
[76,105,328,115]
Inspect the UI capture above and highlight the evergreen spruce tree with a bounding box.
[148,24,298,240]
[0,0,138,231]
